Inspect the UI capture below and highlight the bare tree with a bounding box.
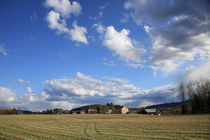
[186,81,194,100]
[178,83,186,114]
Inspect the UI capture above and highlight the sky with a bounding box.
[0,0,210,111]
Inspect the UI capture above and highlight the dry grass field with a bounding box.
[0,114,209,140]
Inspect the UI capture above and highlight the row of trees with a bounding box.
[178,79,210,114]
[76,103,118,114]
[0,107,23,114]
[38,108,63,114]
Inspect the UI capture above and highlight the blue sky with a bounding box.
[0,0,210,111]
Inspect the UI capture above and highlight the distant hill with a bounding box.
[144,100,191,115]
[70,104,101,111]
[145,101,183,109]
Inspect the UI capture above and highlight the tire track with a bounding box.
[83,123,90,137]
[94,123,102,136]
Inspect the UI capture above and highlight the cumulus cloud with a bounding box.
[45,0,81,18]
[128,84,179,107]
[0,45,7,56]
[183,59,210,82]
[103,26,146,63]
[0,73,179,110]
[93,23,106,34]
[47,10,68,33]
[94,24,146,64]
[125,0,210,72]
[44,72,140,98]
[43,72,179,108]
[0,87,15,101]
[69,22,88,44]
[45,0,87,44]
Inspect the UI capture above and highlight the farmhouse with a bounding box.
[141,108,162,116]
[87,108,97,114]
[116,106,129,114]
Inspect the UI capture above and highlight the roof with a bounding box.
[145,109,157,113]
[115,105,125,109]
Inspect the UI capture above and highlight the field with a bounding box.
[0,114,209,140]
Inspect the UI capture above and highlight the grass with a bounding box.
[0,114,209,140]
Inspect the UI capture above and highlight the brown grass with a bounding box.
[0,114,209,140]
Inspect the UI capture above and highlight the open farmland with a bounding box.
[0,114,209,140]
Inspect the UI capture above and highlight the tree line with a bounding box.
[178,79,210,114]
[0,107,23,114]
[71,103,120,114]
[37,108,63,114]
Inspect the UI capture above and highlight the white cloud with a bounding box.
[16,79,30,84]
[50,101,74,109]
[143,25,151,33]
[47,10,68,34]
[0,45,7,56]
[68,22,88,44]
[0,87,15,101]
[17,79,24,83]
[93,23,106,34]
[138,100,154,108]
[125,0,210,73]
[103,58,116,67]
[103,26,146,63]
[45,0,81,18]
[0,74,180,110]
[43,73,179,108]
[93,24,146,65]
[27,87,32,93]
[45,0,87,44]
[44,72,140,97]
[183,59,210,82]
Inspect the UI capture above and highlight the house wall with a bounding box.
[121,107,129,114]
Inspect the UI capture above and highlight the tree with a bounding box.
[104,105,109,113]
[110,103,116,113]
[178,83,186,114]
[53,108,63,114]
[186,81,194,112]
[96,105,103,114]
[184,79,210,113]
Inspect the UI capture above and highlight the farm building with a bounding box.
[63,110,70,114]
[116,106,129,114]
[71,111,77,114]
[79,110,85,114]
[141,108,162,116]
[104,109,112,114]
[70,110,86,114]
[88,108,97,114]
